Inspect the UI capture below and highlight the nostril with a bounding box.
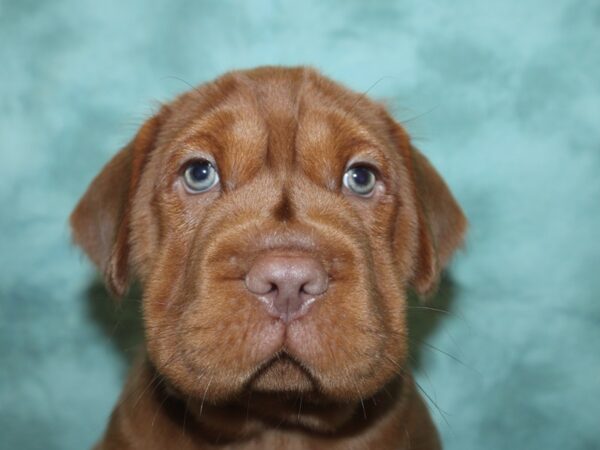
[300,274,329,297]
[244,272,274,296]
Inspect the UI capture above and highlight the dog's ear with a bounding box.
[384,115,467,296]
[409,146,467,295]
[70,110,166,297]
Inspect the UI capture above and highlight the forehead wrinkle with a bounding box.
[294,101,389,191]
[296,74,387,157]
[222,109,268,190]
[172,74,264,144]
[326,105,382,145]
[177,109,233,154]
[291,70,311,166]
[198,82,268,188]
[164,71,251,135]
[244,72,306,173]
[295,106,339,190]
[302,70,392,142]
[325,108,390,168]
[168,102,267,190]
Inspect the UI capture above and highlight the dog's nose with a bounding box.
[245,254,328,322]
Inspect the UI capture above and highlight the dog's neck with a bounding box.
[142,359,407,447]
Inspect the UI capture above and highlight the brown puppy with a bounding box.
[71,66,466,450]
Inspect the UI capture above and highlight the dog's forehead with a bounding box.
[167,68,394,186]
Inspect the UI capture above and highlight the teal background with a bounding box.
[1,1,599,449]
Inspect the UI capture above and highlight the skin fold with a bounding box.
[71,66,466,450]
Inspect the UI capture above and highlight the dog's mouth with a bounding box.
[247,353,317,394]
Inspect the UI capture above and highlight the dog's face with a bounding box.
[71,67,465,407]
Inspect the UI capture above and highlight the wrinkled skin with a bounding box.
[71,66,466,449]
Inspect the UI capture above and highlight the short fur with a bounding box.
[71,66,466,450]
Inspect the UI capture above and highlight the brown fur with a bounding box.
[71,66,466,449]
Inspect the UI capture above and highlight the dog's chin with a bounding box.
[157,353,317,404]
[248,354,316,394]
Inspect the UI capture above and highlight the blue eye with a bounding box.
[183,160,219,193]
[343,166,377,196]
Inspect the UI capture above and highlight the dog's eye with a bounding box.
[343,166,377,196]
[182,160,219,193]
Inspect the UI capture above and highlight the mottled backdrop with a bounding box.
[1,1,599,449]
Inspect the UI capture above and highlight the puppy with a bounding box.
[71,66,466,449]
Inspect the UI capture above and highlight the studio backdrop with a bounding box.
[1,1,599,449]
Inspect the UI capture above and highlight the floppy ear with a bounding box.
[70,111,165,297]
[383,113,466,296]
[409,146,467,295]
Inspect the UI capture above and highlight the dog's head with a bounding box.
[71,67,465,408]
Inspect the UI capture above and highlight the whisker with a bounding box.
[160,75,206,98]
[399,105,439,124]
[413,379,453,430]
[407,353,439,407]
[416,341,481,376]
[348,76,394,112]
[198,375,214,418]
[406,305,453,315]
[297,395,304,422]
[384,355,452,430]
[127,349,183,410]
[344,366,367,420]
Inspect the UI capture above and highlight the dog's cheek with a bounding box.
[284,267,378,394]
[369,232,411,382]
[127,159,165,282]
[374,253,410,384]
[142,248,186,356]
[365,192,412,377]
[139,224,207,394]
[316,243,408,400]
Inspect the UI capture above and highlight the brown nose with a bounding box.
[245,254,328,322]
